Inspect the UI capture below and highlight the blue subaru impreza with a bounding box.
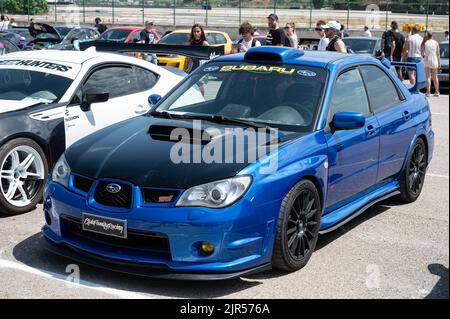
[42,47,434,280]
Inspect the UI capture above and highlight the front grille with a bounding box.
[142,189,180,203]
[61,215,171,256]
[93,181,133,209]
[73,175,94,194]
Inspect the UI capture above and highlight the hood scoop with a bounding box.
[148,124,213,145]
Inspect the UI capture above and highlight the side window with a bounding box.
[213,33,227,44]
[360,65,402,113]
[134,67,159,91]
[129,31,141,43]
[83,66,140,99]
[88,29,99,39]
[329,69,370,122]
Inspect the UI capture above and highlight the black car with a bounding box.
[343,37,381,55]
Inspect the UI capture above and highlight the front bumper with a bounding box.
[41,234,271,280]
[43,181,280,279]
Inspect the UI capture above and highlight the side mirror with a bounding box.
[81,88,109,112]
[331,112,365,131]
[148,94,162,108]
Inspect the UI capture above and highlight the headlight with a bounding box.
[51,154,71,188]
[176,176,252,208]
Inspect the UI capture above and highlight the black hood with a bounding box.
[65,116,302,189]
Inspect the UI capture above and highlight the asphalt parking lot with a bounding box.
[0,96,448,299]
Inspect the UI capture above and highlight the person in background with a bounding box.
[8,18,17,28]
[315,20,329,51]
[445,31,449,41]
[189,23,209,46]
[422,31,441,97]
[362,26,372,37]
[94,18,108,34]
[234,22,261,53]
[322,21,347,53]
[266,13,288,46]
[139,20,160,65]
[381,22,396,61]
[28,18,37,37]
[338,24,349,38]
[391,21,405,80]
[0,15,9,32]
[403,25,423,85]
[284,22,298,48]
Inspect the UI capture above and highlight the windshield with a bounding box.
[99,29,132,42]
[54,26,71,37]
[0,69,72,104]
[154,62,326,132]
[343,38,377,54]
[441,43,449,59]
[159,33,190,45]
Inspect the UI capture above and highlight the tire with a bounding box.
[272,179,321,271]
[0,138,48,215]
[399,138,427,203]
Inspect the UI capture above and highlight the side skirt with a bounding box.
[319,181,400,234]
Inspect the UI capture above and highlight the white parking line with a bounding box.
[432,112,449,116]
[427,173,449,179]
[0,258,149,299]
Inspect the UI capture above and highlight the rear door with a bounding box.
[360,64,414,182]
[324,68,380,211]
[64,64,159,147]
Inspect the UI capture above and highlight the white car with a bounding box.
[0,49,184,215]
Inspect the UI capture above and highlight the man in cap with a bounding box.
[322,21,347,53]
[139,20,160,64]
[266,13,288,46]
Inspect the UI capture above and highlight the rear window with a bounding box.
[343,38,377,54]
[159,33,190,45]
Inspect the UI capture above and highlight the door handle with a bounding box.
[134,105,148,114]
[403,110,412,121]
[366,125,378,136]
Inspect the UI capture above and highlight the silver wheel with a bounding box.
[0,145,45,208]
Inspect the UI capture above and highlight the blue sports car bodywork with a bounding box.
[42,47,434,280]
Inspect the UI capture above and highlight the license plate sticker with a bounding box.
[82,213,127,239]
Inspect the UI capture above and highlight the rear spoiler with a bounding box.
[79,41,225,61]
[390,60,426,93]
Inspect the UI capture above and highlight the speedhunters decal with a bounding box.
[0,59,73,72]
[219,65,296,75]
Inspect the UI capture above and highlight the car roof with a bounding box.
[108,26,143,31]
[343,37,379,40]
[3,49,128,64]
[441,40,449,44]
[169,29,229,35]
[214,47,377,68]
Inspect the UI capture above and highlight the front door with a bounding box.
[64,65,157,147]
[324,68,380,212]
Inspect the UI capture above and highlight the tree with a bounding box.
[2,0,48,15]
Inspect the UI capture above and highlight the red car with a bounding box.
[98,26,161,43]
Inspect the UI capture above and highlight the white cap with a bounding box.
[321,21,341,31]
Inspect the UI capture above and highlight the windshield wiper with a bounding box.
[150,110,173,119]
[149,111,276,132]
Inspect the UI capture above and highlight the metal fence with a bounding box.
[2,1,449,31]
